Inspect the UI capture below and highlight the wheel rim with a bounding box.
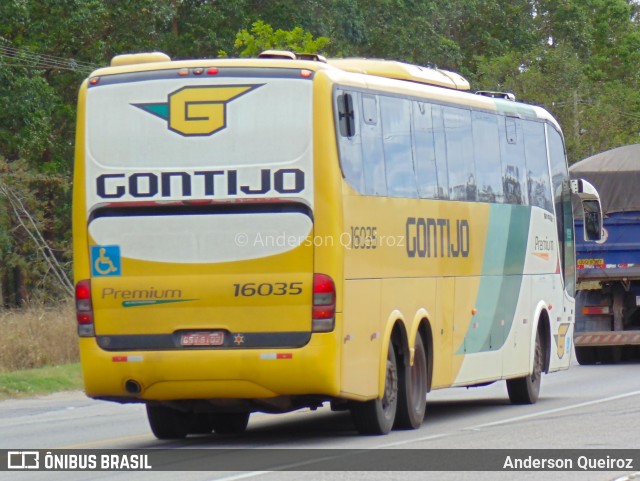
[410,344,427,409]
[531,335,543,383]
[381,351,398,414]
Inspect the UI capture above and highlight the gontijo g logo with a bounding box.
[133,84,262,136]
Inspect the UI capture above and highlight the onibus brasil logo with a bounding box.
[134,84,261,136]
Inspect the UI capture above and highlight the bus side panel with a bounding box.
[548,291,574,371]
[453,204,532,384]
[451,276,502,385]
[431,277,454,389]
[340,279,382,398]
[501,275,533,378]
[379,277,438,382]
[73,81,91,283]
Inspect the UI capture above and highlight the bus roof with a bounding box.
[96,50,559,129]
[327,58,470,91]
[103,50,469,91]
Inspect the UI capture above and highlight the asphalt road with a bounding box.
[2,360,640,481]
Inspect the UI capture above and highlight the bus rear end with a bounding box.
[73,55,339,436]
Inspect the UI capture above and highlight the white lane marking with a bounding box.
[209,389,640,479]
[611,473,640,481]
[465,389,640,431]
[379,389,640,448]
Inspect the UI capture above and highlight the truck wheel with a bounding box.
[575,346,597,365]
[507,329,544,404]
[146,404,189,439]
[599,346,622,364]
[210,413,250,434]
[394,334,427,430]
[350,342,398,435]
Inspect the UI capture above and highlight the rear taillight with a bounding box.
[582,305,611,315]
[75,279,95,337]
[312,273,336,332]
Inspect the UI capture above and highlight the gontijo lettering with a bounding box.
[96,168,305,199]
[406,217,470,258]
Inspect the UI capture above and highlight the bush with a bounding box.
[0,300,78,371]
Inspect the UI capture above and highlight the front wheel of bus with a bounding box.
[350,342,398,435]
[506,330,544,404]
[394,334,427,430]
[146,404,189,440]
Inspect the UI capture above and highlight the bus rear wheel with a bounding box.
[507,329,544,404]
[350,342,398,435]
[394,334,427,430]
[210,412,250,434]
[146,404,189,439]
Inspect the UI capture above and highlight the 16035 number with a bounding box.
[233,282,303,297]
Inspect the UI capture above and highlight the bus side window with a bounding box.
[360,95,387,196]
[499,116,528,205]
[431,105,449,199]
[381,96,417,198]
[523,120,553,212]
[362,95,378,125]
[443,106,475,201]
[548,127,575,295]
[472,111,503,203]
[336,91,365,192]
[413,101,441,199]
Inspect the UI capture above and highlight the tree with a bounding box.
[4,0,640,304]
[224,20,329,57]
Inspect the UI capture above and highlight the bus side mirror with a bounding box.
[582,200,602,241]
[570,179,603,242]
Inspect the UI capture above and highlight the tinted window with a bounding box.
[381,97,417,197]
[335,90,364,192]
[472,111,503,203]
[362,95,378,125]
[499,116,528,205]
[444,107,475,201]
[548,127,575,295]
[523,120,553,212]
[360,95,386,195]
[431,105,449,199]
[412,102,436,198]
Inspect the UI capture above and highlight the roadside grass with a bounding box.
[0,363,83,399]
[0,300,81,399]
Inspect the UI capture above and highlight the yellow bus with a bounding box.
[73,50,602,437]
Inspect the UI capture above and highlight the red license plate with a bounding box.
[180,331,224,347]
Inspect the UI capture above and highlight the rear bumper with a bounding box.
[79,327,341,401]
[576,266,640,282]
[574,331,640,347]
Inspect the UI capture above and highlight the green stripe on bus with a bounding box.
[457,205,531,354]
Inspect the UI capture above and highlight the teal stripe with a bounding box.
[456,205,531,354]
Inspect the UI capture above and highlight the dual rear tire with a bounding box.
[350,336,428,434]
[146,405,250,439]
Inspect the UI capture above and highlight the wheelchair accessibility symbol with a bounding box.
[91,245,122,277]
